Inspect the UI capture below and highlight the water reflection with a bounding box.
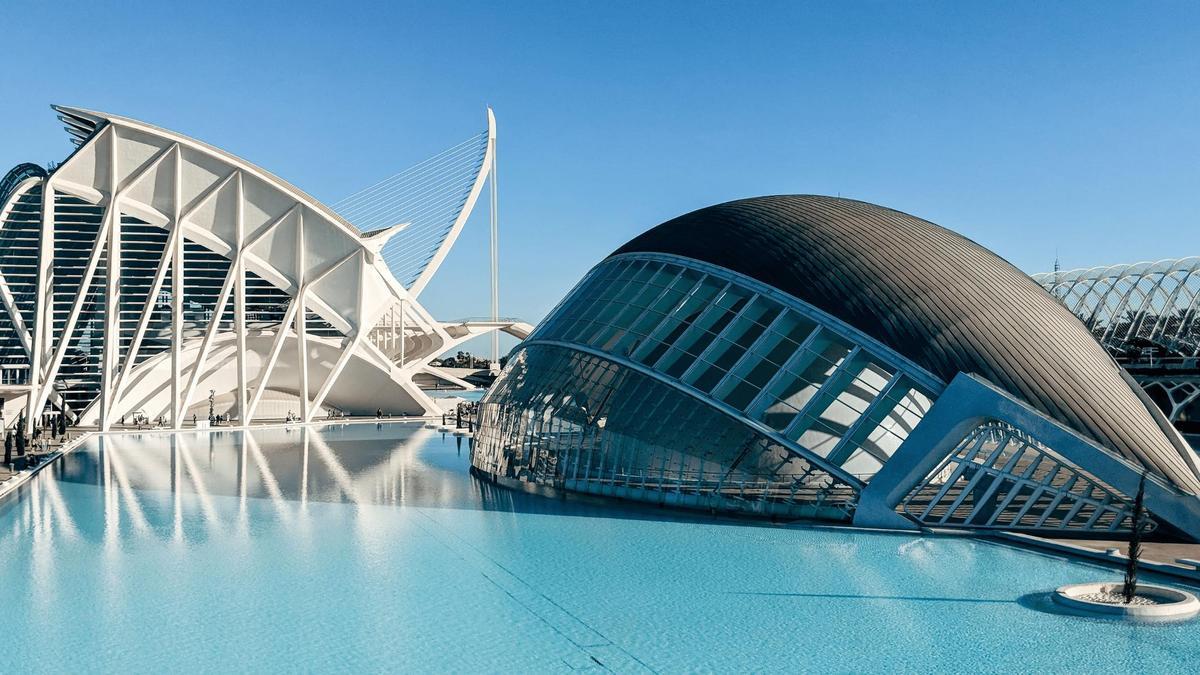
[0,422,703,545]
[38,423,494,510]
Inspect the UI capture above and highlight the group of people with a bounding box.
[120,413,165,428]
[3,412,70,471]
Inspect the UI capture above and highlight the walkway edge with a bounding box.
[0,432,92,501]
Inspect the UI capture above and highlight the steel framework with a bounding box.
[0,106,524,429]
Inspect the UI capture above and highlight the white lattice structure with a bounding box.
[0,106,526,429]
[1034,258,1200,358]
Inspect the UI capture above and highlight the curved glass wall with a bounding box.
[474,253,943,519]
[473,343,858,520]
[522,254,937,480]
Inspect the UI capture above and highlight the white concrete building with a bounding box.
[0,106,529,429]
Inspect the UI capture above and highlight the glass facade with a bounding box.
[474,253,940,520]
[473,344,858,520]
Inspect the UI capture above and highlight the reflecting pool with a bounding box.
[0,422,1197,671]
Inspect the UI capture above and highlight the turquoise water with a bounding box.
[0,422,1197,672]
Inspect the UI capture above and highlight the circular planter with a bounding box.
[1052,582,1200,619]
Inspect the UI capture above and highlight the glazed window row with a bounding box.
[527,255,936,479]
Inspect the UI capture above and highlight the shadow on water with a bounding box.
[727,591,1016,605]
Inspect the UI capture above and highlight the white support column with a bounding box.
[399,300,405,367]
[234,174,247,422]
[28,131,173,422]
[295,209,309,421]
[28,204,111,422]
[100,191,121,430]
[171,148,184,426]
[111,176,186,404]
[27,178,54,423]
[99,134,121,431]
[389,304,396,353]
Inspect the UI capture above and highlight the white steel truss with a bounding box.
[0,106,524,430]
[1035,257,1200,358]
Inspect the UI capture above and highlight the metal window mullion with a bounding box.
[628,273,708,363]
[781,346,865,440]
[678,291,759,384]
[1005,482,1051,528]
[914,453,976,522]
[744,325,826,419]
[824,372,906,466]
[602,266,686,358]
[708,302,792,400]
[1056,481,1092,528]
[648,280,733,371]
[993,446,1058,526]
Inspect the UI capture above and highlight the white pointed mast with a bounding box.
[488,107,500,369]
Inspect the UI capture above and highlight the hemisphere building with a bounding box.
[473,195,1200,541]
[0,106,528,429]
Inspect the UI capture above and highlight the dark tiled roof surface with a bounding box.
[611,195,1200,493]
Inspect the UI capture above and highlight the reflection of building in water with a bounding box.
[8,423,707,543]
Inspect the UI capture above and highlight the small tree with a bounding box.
[58,414,66,437]
[3,431,11,466]
[1123,473,1149,604]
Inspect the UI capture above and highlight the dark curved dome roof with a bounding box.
[612,195,1200,492]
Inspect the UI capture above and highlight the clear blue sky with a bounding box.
[3,1,1198,355]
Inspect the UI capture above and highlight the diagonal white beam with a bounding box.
[306,331,362,423]
[179,242,240,420]
[234,173,247,421]
[112,150,221,404]
[0,268,33,358]
[30,135,175,421]
[171,149,185,426]
[244,298,299,424]
[295,210,309,421]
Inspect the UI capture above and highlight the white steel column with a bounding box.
[99,129,121,430]
[171,148,185,426]
[295,209,309,421]
[28,203,110,421]
[27,176,55,423]
[110,148,187,405]
[100,179,121,430]
[234,174,247,422]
